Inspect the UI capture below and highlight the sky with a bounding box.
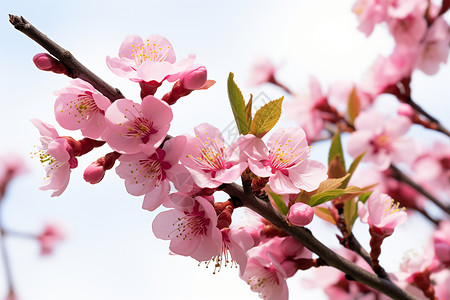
[1,1,449,300]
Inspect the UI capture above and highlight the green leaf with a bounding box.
[328,129,345,171]
[344,197,358,233]
[267,187,288,215]
[308,189,347,206]
[347,86,361,125]
[315,174,350,194]
[358,191,373,204]
[245,94,253,130]
[249,97,284,138]
[227,72,248,134]
[328,155,347,179]
[341,151,365,189]
[308,185,371,207]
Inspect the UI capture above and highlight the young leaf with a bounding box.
[328,129,345,170]
[308,185,370,207]
[227,72,248,134]
[347,86,361,125]
[267,186,289,215]
[328,155,347,179]
[245,94,253,130]
[249,97,284,138]
[315,174,350,194]
[344,197,359,233]
[313,207,336,225]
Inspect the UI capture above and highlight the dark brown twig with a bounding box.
[9,14,124,102]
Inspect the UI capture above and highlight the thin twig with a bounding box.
[405,97,450,138]
[390,164,450,216]
[9,14,124,102]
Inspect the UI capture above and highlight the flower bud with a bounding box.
[181,65,207,90]
[398,103,414,118]
[33,53,68,74]
[287,202,314,226]
[83,162,105,184]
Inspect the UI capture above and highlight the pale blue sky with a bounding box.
[1,1,448,299]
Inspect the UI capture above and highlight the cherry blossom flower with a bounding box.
[31,119,75,197]
[54,79,111,139]
[37,223,65,255]
[116,136,192,211]
[243,127,327,194]
[415,17,450,75]
[103,95,172,155]
[248,57,276,86]
[347,110,419,171]
[284,76,327,141]
[413,142,450,198]
[106,34,195,83]
[433,221,450,266]
[352,0,389,36]
[152,193,221,261]
[240,253,288,300]
[209,227,256,275]
[386,0,427,46]
[180,123,248,188]
[358,190,407,237]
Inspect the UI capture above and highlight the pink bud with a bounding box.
[33,53,67,74]
[83,162,105,184]
[181,65,207,90]
[397,103,414,118]
[434,242,450,264]
[287,202,314,226]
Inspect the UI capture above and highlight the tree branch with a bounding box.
[220,183,419,300]
[390,164,450,216]
[9,14,124,102]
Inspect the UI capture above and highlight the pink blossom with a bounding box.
[347,110,419,170]
[433,221,450,265]
[248,57,276,86]
[31,119,75,197]
[244,127,327,194]
[240,253,288,300]
[415,17,450,75]
[386,0,427,45]
[0,153,27,185]
[152,193,221,261]
[180,123,248,188]
[54,79,111,139]
[37,223,65,255]
[287,202,314,226]
[360,45,417,96]
[210,227,256,275]
[103,95,172,155]
[284,76,326,141]
[116,136,192,211]
[352,0,389,36]
[358,190,407,237]
[106,34,195,83]
[413,142,450,197]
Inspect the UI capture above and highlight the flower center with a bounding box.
[130,40,171,67]
[268,136,307,171]
[187,136,231,176]
[168,202,210,240]
[370,134,392,154]
[246,266,279,299]
[383,197,405,217]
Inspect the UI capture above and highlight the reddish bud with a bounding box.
[397,103,414,118]
[83,162,105,184]
[33,53,68,75]
[181,65,207,90]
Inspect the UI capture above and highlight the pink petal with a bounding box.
[288,160,327,192]
[142,181,170,211]
[269,172,300,194]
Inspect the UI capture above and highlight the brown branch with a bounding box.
[221,183,419,300]
[390,164,450,216]
[9,14,124,102]
[404,96,450,138]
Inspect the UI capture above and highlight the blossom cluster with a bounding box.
[21,0,450,299]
